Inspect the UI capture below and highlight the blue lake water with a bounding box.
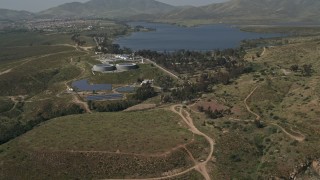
[86,94,123,101]
[72,79,112,91]
[115,22,284,51]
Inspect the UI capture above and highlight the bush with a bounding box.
[134,83,157,101]
[90,100,139,112]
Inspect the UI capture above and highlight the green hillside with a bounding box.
[0,109,196,179]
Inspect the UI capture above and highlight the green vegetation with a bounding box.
[0,45,74,64]
[0,31,74,47]
[0,51,84,96]
[134,83,157,101]
[2,8,320,179]
[0,30,93,144]
[0,97,14,113]
[200,35,320,179]
[90,64,164,84]
[0,109,194,179]
[89,100,139,112]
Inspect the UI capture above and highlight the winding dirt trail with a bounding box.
[103,104,215,180]
[244,86,305,142]
[270,123,305,142]
[169,105,215,180]
[64,58,92,113]
[55,139,194,158]
[0,50,74,77]
[260,47,267,57]
[244,86,261,120]
[72,95,91,113]
[0,69,12,76]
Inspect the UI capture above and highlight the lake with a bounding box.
[115,86,136,93]
[115,22,284,51]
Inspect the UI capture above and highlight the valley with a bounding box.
[1,0,320,179]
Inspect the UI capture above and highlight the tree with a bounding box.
[302,64,312,76]
[135,83,157,101]
[290,64,299,72]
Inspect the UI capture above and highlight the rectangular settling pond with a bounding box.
[72,79,112,91]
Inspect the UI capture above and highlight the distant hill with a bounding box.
[39,0,176,19]
[0,9,34,21]
[161,0,320,24]
[3,0,320,25]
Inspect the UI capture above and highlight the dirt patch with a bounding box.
[281,69,291,76]
[312,160,320,176]
[191,100,227,112]
[124,104,156,111]
[0,69,12,76]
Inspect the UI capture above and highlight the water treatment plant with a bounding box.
[92,64,116,72]
[92,63,138,73]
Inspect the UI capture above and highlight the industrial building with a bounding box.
[92,64,116,72]
[92,63,138,73]
[116,63,138,71]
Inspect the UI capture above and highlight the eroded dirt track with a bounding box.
[103,104,215,180]
[244,86,305,142]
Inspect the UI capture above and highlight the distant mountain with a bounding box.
[161,0,320,24]
[40,0,176,19]
[0,9,34,21]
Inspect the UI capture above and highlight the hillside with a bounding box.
[39,0,176,19]
[161,0,320,25]
[0,9,34,21]
[0,109,203,179]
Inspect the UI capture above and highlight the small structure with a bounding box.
[67,87,74,92]
[141,79,154,86]
[115,54,130,60]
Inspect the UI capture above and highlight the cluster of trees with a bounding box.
[134,83,157,101]
[71,34,86,46]
[290,64,313,76]
[88,100,139,112]
[198,106,231,119]
[171,82,200,101]
[136,48,253,102]
[95,42,132,54]
[88,84,157,112]
[136,48,247,75]
[155,75,175,91]
[0,102,84,144]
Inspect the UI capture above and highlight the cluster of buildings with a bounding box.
[23,19,100,32]
[92,53,146,73]
[97,54,144,63]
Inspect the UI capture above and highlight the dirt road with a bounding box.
[171,105,214,180]
[144,59,180,80]
[104,104,215,180]
[244,86,261,120]
[0,50,74,77]
[244,85,305,142]
[64,58,92,113]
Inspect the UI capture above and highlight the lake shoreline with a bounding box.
[114,22,285,52]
